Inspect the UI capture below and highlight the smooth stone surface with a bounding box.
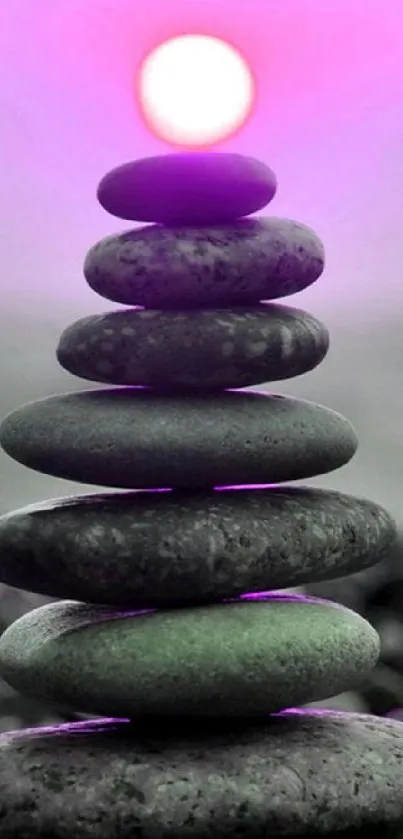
[1,712,403,838]
[0,487,395,607]
[56,303,329,389]
[97,153,277,224]
[83,217,325,308]
[0,389,358,489]
[0,595,380,716]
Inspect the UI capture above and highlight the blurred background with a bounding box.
[0,0,403,730]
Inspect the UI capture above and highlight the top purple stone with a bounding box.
[97,153,277,225]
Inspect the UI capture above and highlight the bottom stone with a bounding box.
[0,710,403,837]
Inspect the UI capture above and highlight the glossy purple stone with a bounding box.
[97,153,277,225]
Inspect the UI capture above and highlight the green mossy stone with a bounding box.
[0,487,396,606]
[0,594,379,717]
[0,711,403,837]
[0,389,358,489]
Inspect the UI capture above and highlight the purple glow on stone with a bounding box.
[385,708,403,720]
[238,592,319,604]
[277,708,357,719]
[97,153,276,225]
[0,718,133,739]
[236,591,349,610]
[122,486,280,495]
[1,710,368,742]
[214,483,278,491]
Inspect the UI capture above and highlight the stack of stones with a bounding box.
[0,151,403,838]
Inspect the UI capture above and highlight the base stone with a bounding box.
[1,710,403,837]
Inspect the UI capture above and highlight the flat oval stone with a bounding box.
[1,712,403,838]
[0,389,358,489]
[83,217,325,308]
[0,487,395,606]
[0,595,380,716]
[56,303,329,389]
[97,153,277,224]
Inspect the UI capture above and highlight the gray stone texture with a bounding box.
[0,711,403,837]
[0,389,358,488]
[56,303,329,389]
[83,217,325,308]
[0,486,395,606]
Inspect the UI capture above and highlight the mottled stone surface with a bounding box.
[0,389,358,489]
[97,153,277,224]
[0,595,380,716]
[1,711,403,837]
[0,487,395,606]
[56,303,329,389]
[83,217,325,308]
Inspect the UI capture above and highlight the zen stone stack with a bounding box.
[0,151,402,837]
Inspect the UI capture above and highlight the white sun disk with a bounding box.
[137,34,255,147]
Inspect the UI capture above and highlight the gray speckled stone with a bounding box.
[0,595,380,716]
[83,217,325,308]
[0,389,358,489]
[56,303,329,389]
[0,487,395,606]
[1,711,403,837]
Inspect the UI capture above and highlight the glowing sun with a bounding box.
[136,34,256,148]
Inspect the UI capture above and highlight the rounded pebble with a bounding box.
[1,712,403,838]
[0,487,395,606]
[0,389,358,489]
[56,303,329,389]
[83,217,325,308]
[97,153,277,224]
[0,595,380,716]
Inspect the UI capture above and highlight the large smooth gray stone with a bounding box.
[0,595,380,717]
[0,711,403,837]
[0,389,358,489]
[0,487,395,606]
[56,303,329,389]
[83,217,325,308]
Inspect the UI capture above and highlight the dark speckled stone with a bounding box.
[0,388,358,489]
[1,711,403,838]
[83,217,325,308]
[0,487,395,606]
[56,303,329,389]
[0,595,380,716]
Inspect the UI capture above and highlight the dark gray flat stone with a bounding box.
[1,711,403,837]
[56,303,329,389]
[0,389,357,489]
[0,595,380,717]
[0,487,395,606]
[83,217,325,308]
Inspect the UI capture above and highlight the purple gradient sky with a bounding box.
[1,0,403,525]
